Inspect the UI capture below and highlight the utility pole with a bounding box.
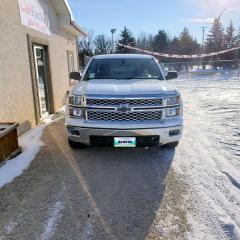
[201,26,207,47]
[110,29,117,53]
[201,26,208,70]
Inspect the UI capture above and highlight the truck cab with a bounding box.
[66,54,183,148]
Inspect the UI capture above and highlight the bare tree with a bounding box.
[136,32,154,50]
[94,35,111,55]
[78,30,94,57]
[78,30,94,66]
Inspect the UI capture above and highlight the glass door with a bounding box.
[33,45,49,119]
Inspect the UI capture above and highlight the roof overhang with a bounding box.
[50,0,87,37]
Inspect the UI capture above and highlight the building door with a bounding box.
[33,45,50,119]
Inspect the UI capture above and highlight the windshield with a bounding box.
[83,58,164,80]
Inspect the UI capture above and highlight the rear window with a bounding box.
[84,58,164,80]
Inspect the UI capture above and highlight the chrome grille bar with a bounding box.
[85,96,165,122]
[87,110,163,122]
[86,97,164,107]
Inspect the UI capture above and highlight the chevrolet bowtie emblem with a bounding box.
[117,104,131,113]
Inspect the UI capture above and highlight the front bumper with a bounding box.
[66,118,183,146]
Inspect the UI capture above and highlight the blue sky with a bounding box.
[68,0,240,43]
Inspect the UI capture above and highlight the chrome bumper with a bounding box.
[66,120,183,146]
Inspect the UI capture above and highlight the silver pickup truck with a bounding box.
[66,54,183,149]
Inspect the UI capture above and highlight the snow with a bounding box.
[40,200,64,240]
[42,106,66,124]
[0,125,46,189]
[172,73,240,240]
[0,106,65,189]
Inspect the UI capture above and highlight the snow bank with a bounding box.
[0,106,66,189]
[173,74,240,239]
[0,124,46,189]
[42,106,66,125]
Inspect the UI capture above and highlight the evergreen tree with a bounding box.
[224,21,236,48]
[152,30,170,52]
[117,27,136,53]
[206,18,225,52]
[235,26,240,46]
[168,37,180,54]
[235,26,240,59]
[178,27,199,54]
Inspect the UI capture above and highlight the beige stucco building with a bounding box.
[0,0,86,134]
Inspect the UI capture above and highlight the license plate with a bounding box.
[114,137,136,147]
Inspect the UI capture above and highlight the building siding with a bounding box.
[0,0,79,134]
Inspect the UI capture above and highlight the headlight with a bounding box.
[69,108,83,117]
[166,96,180,106]
[69,95,82,105]
[165,107,180,117]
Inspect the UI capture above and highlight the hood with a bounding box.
[72,79,177,96]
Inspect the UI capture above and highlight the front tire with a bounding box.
[68,139,86,149]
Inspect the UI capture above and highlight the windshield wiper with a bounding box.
[116,77,162,80]
[84,77,163,80]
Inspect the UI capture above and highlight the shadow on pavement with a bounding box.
[69,144,175,239]
[0,120,176,240]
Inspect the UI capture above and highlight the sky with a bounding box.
[68,0,240,43]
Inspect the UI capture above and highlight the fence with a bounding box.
[163,59,240,80]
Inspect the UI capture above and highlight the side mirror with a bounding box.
[166,71,178,80]
[70,72,81,81]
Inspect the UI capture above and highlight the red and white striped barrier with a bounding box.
[118,43,240,59]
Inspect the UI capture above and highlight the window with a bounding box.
[84,58,163,80]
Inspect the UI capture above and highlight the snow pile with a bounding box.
[42,106,66,125]
[0,124,46,188]
[0,106,66,189]
[173,73,240,239]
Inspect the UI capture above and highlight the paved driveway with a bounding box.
[0,119,188,240]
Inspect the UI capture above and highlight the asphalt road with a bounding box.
[0,118,189,240]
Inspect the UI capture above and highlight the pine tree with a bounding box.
[206,18,225,52]
[224,21,236,48]
[117,27,136,53]
[168,37,180,54]
[235,26,240,59]
[236,26,240,46]
[178,27,199,55]
[152,30,170,52]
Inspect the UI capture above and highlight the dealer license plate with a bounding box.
[114,137,136,147]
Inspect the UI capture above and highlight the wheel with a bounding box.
[68,139,86,149]
[163,141,179,148]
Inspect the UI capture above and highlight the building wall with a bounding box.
[0,0,79,134]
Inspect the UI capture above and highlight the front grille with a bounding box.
[86,98,163,106]
[87,110,163,122]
